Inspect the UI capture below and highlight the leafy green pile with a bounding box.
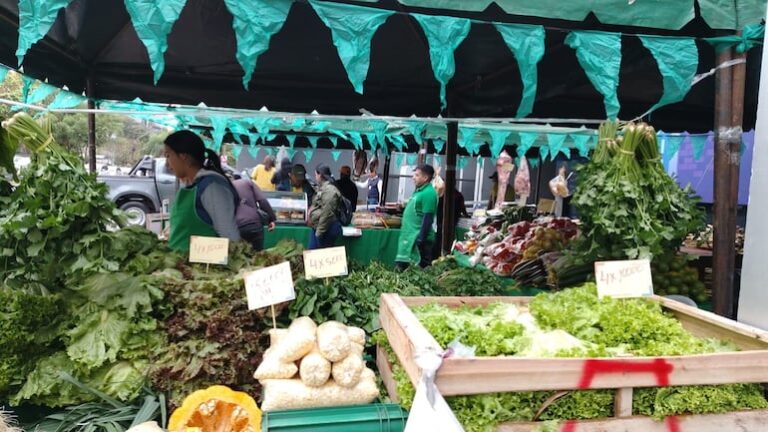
[375,284,768,431]
[572,122,704,260]
[286,258,506,335]
[150,240,305,409]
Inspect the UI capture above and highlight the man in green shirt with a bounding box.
[396,164,438,270]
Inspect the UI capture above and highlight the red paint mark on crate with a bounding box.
[560,420,577,432]
[665,416,681,432]
[577,358,674,389]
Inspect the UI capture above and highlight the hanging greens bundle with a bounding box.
[572,122,704,260]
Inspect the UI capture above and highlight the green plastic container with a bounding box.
[262,403,407,432]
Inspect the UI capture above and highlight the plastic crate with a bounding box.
[262,403,407,432]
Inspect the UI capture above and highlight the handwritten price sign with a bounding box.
[594,259,654,299]
[244,261,295,310]
[189,236,229,265]
[303,246,348,280]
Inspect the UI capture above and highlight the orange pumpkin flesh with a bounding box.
[169,385,261,432]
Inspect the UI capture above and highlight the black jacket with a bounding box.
[334,176,358,212]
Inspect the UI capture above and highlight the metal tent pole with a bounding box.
[86,77,97,173]
[441,121,459,255]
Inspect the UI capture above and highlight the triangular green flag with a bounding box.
[518,132,539,157]
[348,132,363,150]
[267,133,278,141]
[547,134,567,160]
[232,144,243,161]
[26,82,59,104]
[307,136,319,149]
[233,134,244,145]
[16,0,73,65]
[287,148,297,159]
[286,134,297,148]
[488,129,511,158]
[407,154,418,166]
[432,155,443,167]
[457,156,469,170]
[264,147,274,156]
[390,135,407,152]
[494,24,545,118]
[223,0,292,89]
[540,145,550,161]
[432,138,445,153]
[528,157,540,169]
[365,133,378,151]
[210,116,228,151]
[331,150,342,161]
[565,31,622,119]
[638,36,699,111]
[407,121,427,144]
[395,153,405,167]
[290,118,306,130]
[328,136,338,148]
[124,0,188,84]
[370,119,388,145]
[690,134,708,161]
[48,89,87,109]
[639,36,698,112]
[570,134,592,158]
[0,66,9,84]
[310,1,393,94]
[248,144,260,159]
[666,133,686,159]
[302,149,314,162]
[413,13,471,110]
[459,126,479,154]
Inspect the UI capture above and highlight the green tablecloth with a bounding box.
[264,225,401,266]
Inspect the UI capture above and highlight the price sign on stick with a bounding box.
[594,259,654,299]
[189,236,229,265]
[303,247,348,280]
[244,261,296,311]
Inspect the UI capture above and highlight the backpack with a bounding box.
[337,195,354,226]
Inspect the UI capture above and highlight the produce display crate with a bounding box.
[378,294,768,431]
[262,403,407,432]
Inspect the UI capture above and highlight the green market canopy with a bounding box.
[0,0,765,134]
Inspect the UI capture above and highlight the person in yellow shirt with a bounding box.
[251,155,276,191]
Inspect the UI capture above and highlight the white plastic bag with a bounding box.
[275,317,317,362]
[261,368,379,412]
[253,352,298,381]
[331,351,364,388]
[299,346,332,387]
[347,326,366,345]
[404,348,465,432]
[317,321,351,362]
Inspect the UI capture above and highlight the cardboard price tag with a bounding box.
[189,236,229,265]
[303,246,348,280]
[594,259,654,299]
[244,261,295,310]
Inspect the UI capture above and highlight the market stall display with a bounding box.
[375,285,768,432]
[266,191,309,225]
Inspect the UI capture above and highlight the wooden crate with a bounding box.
[378,294,768,431]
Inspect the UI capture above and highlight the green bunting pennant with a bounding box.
[494,24,546,118]
[286,134,297,148]
[348,131,364,149]
[210,116,228,150]
[307,136,319,148]
[459,126,479,155]
[547,134,566,160]
[248,144,260,159]
[571,134,592,158]
[407,121,427,144]
[16,0,73,65]
[539,145,550,161]
[328,136,338,148]
[26,82,59,104]
[390,135,407,152]
[406,154,418,166]
[48,90,86,109]
[223,0,292,89]
[232,144,243,161]
[690,134,708,161]
[287,148,297,159]
[365,133,378,151]
[233,134,243,145]
[565,31,622,119]
[413,13,471,110]
[302,149,314,162]
[290,118,307,130]
[369,119,388,146]
[432,154,443,167]
[432,138,445,153]
[528,157,540,169]
[488,129,511,158]
[665,133,686,159]
[331,150,342,161]
[124,0,188,84]
[0,66,9,84]
[639,36,698,113]
[457,156,469,170]
[395,153,405,167]
[310,1,393,94]
[518,132,539,157]
[307,120,330,132]
[264,147,274,156]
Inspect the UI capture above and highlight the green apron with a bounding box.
[396,183,438,264]
[168,184,218,252]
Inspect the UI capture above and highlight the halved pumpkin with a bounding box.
[168,385,261,432]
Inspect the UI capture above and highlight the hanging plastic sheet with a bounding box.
[690,133,709,161]
[302,149,314,162]
[494,24,545,118]
[565,31,622,120]
[26,82,59,105]
[311,1,393,94]
[232,144,243,161]
[124,0,187,84]
[223,0,292,89]
[517,132,538,157]
[706,23,765,53]
[16,0,73,65]
[639,36,698,112]
[209,115,228,151]
[48,90,87,109]
[488,129,511,159]
[413,13,471,110]
[570,134,591,158]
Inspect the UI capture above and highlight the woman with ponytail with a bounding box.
[163,130,240,252]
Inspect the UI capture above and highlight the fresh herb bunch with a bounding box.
[572,121,704,260]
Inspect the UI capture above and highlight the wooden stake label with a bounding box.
[595,259,654,299]
[303,246,348,280]
[189,236,229,265]
[244,261,295,310]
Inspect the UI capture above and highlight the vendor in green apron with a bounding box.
[395,164,438,270]
[163,130,241,252]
